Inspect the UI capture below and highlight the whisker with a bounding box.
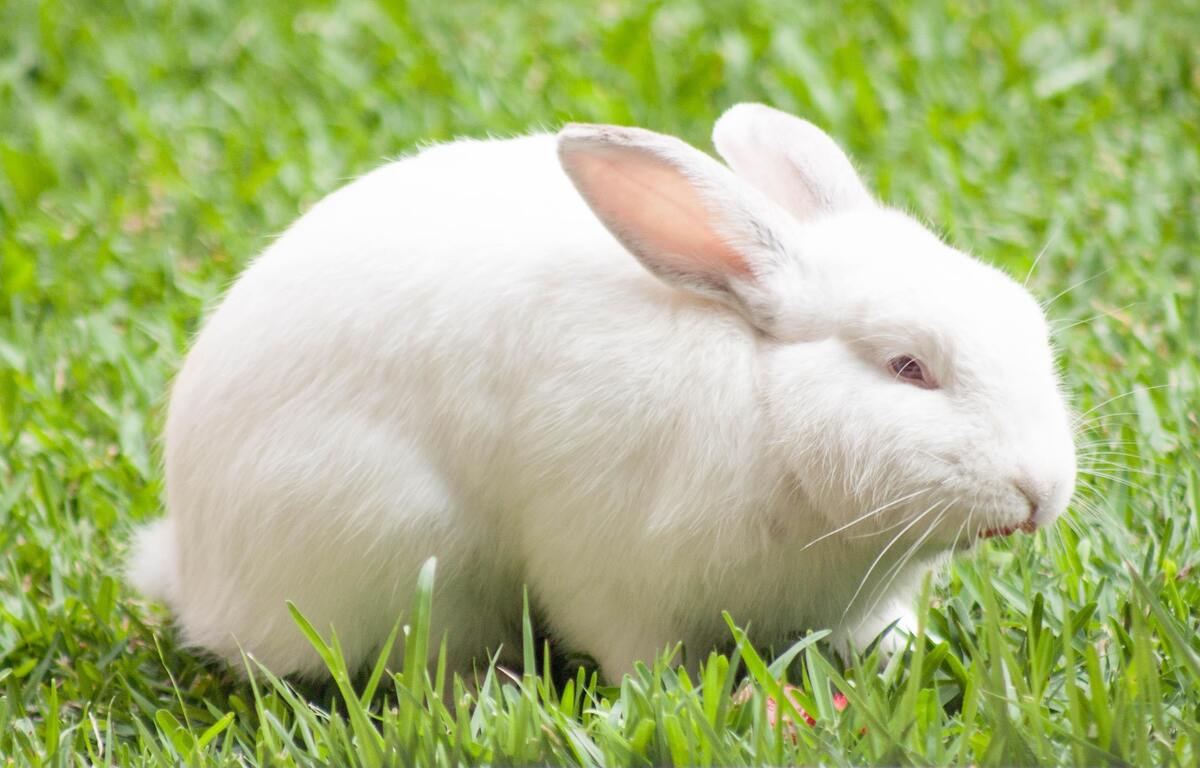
[1079,458,1161,477]
[1078,469,1146,492]
[1072,418,1140,436]
[1040,267,1114,313]
[796,487,930,553]
[1023,229,1058,287]
[1073,384,1169,421]
[861,507,956,622]
[1072,411,1139,427]
[1075,434,1138,446]
[1071,497,1111,523]
[846,508,923,540]
[839,501,942,627]
[1050,306,1145,336]
[1076,441,1147,451]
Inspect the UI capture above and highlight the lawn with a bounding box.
[2,0,1198,764]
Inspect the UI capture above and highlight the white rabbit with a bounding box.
[129,104,1076,680]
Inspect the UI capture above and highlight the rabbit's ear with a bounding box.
[712,103,872,222]
[558,123,802,331]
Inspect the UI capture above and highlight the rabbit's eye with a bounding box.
[889,355,936,389]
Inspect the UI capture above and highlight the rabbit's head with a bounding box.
[558,104,1076,553]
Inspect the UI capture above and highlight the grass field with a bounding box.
[2,0,1199,764]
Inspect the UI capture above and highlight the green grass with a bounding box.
[2,0,1199,764]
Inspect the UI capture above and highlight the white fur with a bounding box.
[129,104,1076,680]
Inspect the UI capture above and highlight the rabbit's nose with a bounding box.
[1014,471,1069,526]
[1015,479,1040,520]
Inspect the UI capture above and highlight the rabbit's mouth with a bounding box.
[978,518,1038,539]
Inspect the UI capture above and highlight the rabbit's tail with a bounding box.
[127,518,179,606]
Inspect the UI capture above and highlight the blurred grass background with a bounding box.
[1,0,1198,764]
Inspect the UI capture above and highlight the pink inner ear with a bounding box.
[567,145,752,281]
